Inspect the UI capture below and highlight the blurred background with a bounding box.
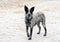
[0,0,60,14]
[0,0,60,42]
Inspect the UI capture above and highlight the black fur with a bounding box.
[30,7,35,14]
[24,5,28,14]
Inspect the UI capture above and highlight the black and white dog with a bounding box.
[24,5,47,40]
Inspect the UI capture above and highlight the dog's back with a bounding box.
[31,12,45,27]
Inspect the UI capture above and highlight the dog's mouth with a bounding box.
[27,17,33,21]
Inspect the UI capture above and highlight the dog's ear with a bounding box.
[24,5,28,14]
[30,7,35,14]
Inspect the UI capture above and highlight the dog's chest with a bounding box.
[25,19,31,26]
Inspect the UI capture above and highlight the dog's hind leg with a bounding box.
[42,20,47,36]
[37,22,41,34]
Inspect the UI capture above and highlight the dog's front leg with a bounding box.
[28,27,33,40]
[26,26,29,37]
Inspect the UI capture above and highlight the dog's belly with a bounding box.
[30,17,42,27]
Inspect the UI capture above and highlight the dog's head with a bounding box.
[24,5,35,20]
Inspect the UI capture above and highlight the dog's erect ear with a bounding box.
[24,5,28,14]
[30,7,35,14]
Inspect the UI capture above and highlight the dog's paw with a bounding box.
[28,37,31,40]
[27,35,29,37]
[43,34,46,36]
[37,32,40,34]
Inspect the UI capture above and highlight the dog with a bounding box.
[24,5,47,40]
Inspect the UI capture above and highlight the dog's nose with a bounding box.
[28,14,30,17]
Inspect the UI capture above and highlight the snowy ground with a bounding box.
[0,1,60,42]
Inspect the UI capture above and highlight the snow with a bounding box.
[0,1,60,42]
